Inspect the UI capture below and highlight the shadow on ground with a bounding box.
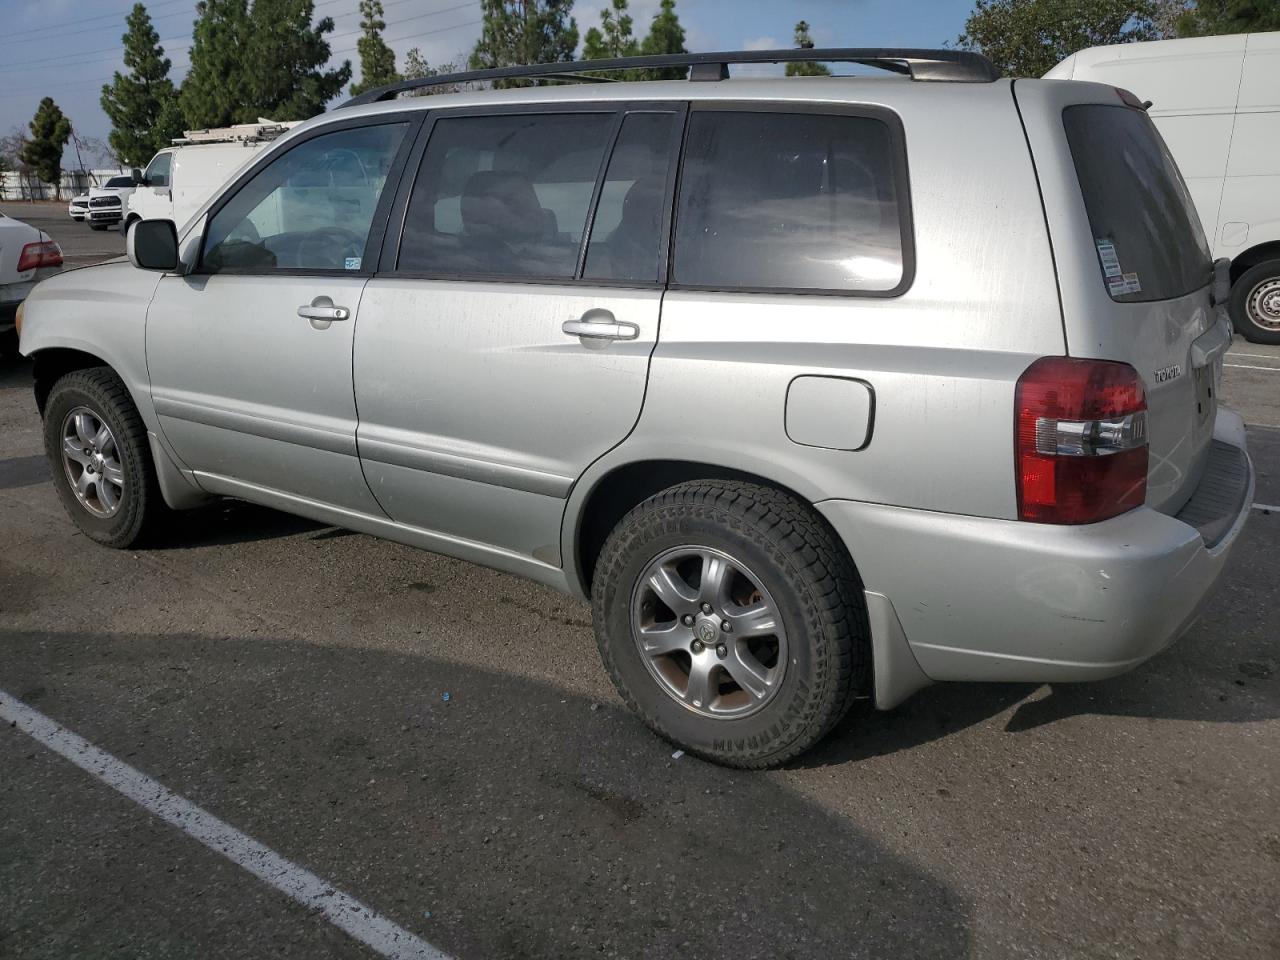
[0,629,971,960]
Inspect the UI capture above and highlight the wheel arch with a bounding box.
[567,457,834,598]
[1229,241,1280,283]
[32,347,118,415]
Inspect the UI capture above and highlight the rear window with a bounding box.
[672,110,908,294]
[1063,104,1210,303]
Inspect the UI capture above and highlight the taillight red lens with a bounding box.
[16,241,62,272]
[1015,356,1148,524]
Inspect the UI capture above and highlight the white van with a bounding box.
[125,121,300,234]
[1047,31,1280,343]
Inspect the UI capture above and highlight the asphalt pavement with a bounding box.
[1,203,1277,959]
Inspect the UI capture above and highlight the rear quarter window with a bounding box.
[672,108,910,295]
[1062,104,1211,303]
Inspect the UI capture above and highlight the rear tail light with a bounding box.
[1015,356,1148,524]
[16,241,63,272]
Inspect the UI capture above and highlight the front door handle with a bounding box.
[562,309,639,342]
[298,296,350,329]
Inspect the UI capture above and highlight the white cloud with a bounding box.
[741,35,779,51]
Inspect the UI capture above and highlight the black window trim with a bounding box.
[377,100,689,290]
[666,100,916,299]
[194,111,425,279]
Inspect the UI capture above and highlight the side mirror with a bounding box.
[126,219,179,272]
[1211,257,1231,307]
[131,167,146,186]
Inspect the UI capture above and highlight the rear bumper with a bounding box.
[0,281,35,307]
[821,408,1253,696]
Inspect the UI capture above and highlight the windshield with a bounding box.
[106,176,134,188]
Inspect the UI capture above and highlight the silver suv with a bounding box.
[18,49,1254,767]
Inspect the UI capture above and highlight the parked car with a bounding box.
[124,121,299,233]
[1047,31,1280,343]
[68,195,89,221]
[0,212,61,354]
[85,174,140,230]
[17,49,1253,767]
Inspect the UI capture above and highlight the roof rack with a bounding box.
[341,47,1000,107]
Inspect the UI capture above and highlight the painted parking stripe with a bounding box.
[0,689,450,960]
[1253,502,1280,512]
[1227,351,1280,361]
[1224,362,1280,372]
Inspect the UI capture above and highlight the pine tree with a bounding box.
[20,98,72,198]
[786,21,831,76]
[584,0,638,60]
[470,0,579,86]
[350,0,398,97]
[100,3,183,168]
[180,0,252,128]
[637,0,687,79]
[244,0,351,120]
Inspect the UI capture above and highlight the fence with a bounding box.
[0,168,129,201]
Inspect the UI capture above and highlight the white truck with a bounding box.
[1047,31,1280,343]
[124,120,300,234]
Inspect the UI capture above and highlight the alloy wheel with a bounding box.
[630,545,788,719]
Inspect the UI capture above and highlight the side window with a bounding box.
[144,152,172,188]
[397,112,615,279]
[583,112,679,283]
[673,111,907,293]
[202,122,409,273]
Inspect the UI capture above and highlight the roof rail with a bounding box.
[341,47,1001,107]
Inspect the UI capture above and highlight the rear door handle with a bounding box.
[562,310,639,341]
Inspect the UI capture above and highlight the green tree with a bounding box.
[958,0,1157,77]
[470,0,579,85]
[100,3,183,168]
[179,0,252,128]
[1175,0,1280,35]
[20,98,72,198]
[786,20,831,75]
[350,0,398,97]
[181,0,350,128]
[636,0,687,79]
[244,0,351,120]
[584,0,638,60]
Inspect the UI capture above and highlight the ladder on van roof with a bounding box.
[341,47,1001,108]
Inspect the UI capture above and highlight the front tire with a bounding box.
[591,480,869,768]
[1229,259,1280,345]
[42,367,166,548]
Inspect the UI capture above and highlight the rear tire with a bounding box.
[591,480,869,768]
[1229,259,1280,345]
[42,367,167,548]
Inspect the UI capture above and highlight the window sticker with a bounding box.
[1095,239,1123,278]
[1107,272,1143,296]
[344,257,362,271]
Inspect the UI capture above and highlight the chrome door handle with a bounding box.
[562,313,639,341]
[298,303,350,321]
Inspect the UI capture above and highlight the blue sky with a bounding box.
[0,0,975,166]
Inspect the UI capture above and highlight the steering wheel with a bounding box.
[296,226,366,269]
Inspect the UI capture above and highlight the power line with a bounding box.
[0,0,476,72]
[3,13,483,99]
[0,0,191,43]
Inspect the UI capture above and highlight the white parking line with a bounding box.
[1227,351,1280,361]
[1253,503,1280,513]
[1224,362,1280,372]
[0,689,450,960]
